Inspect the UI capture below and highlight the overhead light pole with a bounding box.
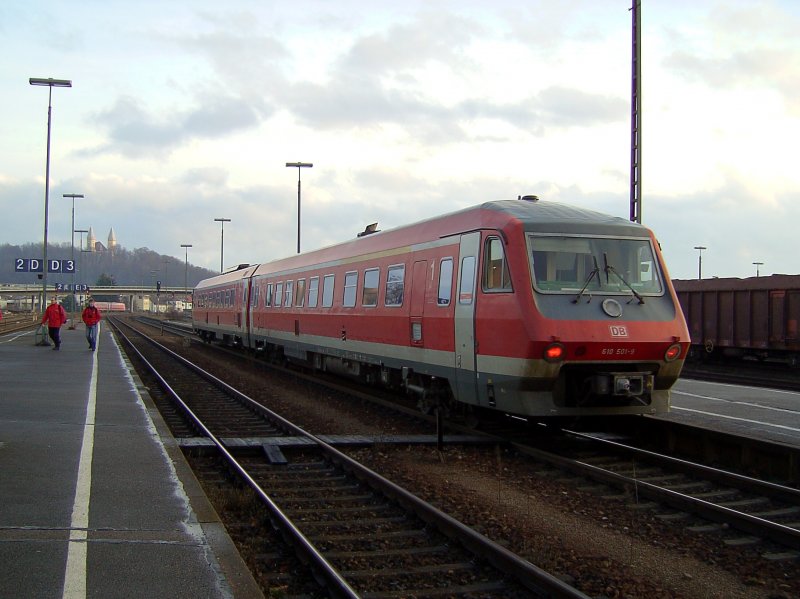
[150,269,159,314]
[285,162,313,253]
[30,77,72,319]
[162,258,169,289]
[753,261,763,277]
[214,217,231,273]
[693,246,707,280]
[75,228,88,306]
[181,244,193,308]
[63,193,84,328]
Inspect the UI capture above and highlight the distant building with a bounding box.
[85,227,117,253]
[108,228,117,252]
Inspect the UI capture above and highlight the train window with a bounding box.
[250,284,259,307]
[483,238,512,292]
[343,271,358,307]
[322,275,335,308]
[308,277,319,308]
[362,268,379,306]
[385,265,405,307]
[529,235,663,295]
[459,256,476,304]
[438,258,453,306]
[296,279,306,308]
[266,283,273,307]
[275,282,284,307]
[285,280,293,307]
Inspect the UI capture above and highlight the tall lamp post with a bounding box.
[75,228,88,307]
[693,246,707,280]
[181,244,193,309]
[753,261,763,277]
[150,269,159,314]
[285,162,313,253]
[162,258,169,290]
[30,77,72,323]
[63,193,84,328]
[214,218,231,273]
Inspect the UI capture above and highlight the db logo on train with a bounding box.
[609,325,628,337]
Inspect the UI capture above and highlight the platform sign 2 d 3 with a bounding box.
[55,283,89,292]
[15,258,75,273]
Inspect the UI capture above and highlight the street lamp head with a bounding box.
[286,162,313,168]
[214,218,231,223]
[63,193,84,199]
[30,78,72,88]
[181,244,193,249]
[693,246,707,251]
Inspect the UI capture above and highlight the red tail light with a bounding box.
[665,343,682,362]
[544,343,565,362]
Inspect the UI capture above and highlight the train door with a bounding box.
[409,260,428,347]
[241,277,251,348]
[454,232,479,404]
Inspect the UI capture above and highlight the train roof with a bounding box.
[196,198,652,287]
[482,199,647,235]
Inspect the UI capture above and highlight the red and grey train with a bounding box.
[193,197,689,419]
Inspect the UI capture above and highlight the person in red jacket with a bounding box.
[81,298,102,351]
[42,297,67,350]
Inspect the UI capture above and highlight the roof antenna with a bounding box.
[357,223,380,237]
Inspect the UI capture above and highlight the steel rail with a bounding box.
[111,319,360,599]
[112,317,589,598]
[511,432,800,551]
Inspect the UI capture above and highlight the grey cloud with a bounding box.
[535,86,627,127]
[339,11,481,75]
[83,92,263,158]
[180,167,229,187]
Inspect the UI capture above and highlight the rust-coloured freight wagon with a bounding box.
[673,275,800,364]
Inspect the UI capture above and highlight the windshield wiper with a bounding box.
[572,256,600,304]
[603,253,645,304]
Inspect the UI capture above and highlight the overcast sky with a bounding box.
[2,0,798,280]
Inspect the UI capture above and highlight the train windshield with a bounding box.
[529,235,663,295]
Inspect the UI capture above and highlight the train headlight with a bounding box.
[664,343,682,362]
[544,342,565,362]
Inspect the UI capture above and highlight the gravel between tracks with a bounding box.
[162,337,798,598]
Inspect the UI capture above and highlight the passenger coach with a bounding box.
[194,197,689,419]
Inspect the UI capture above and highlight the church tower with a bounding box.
[108,228,117,253]
[87,227,96,252]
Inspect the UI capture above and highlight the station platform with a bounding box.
[0,323,263,599]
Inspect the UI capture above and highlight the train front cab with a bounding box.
[459,223,688,418]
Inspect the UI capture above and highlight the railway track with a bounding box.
[681,360,800,392]
[129,314,800,556]
[515,429,800,558]
[0,312,40,335]
[110,316,587,598]
[122,314,800,591]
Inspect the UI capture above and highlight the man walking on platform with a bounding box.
[81,298,102,351]
[41,297,67,350]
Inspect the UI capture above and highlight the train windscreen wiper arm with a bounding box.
[603,253,645,304]
[572,256,600,304]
